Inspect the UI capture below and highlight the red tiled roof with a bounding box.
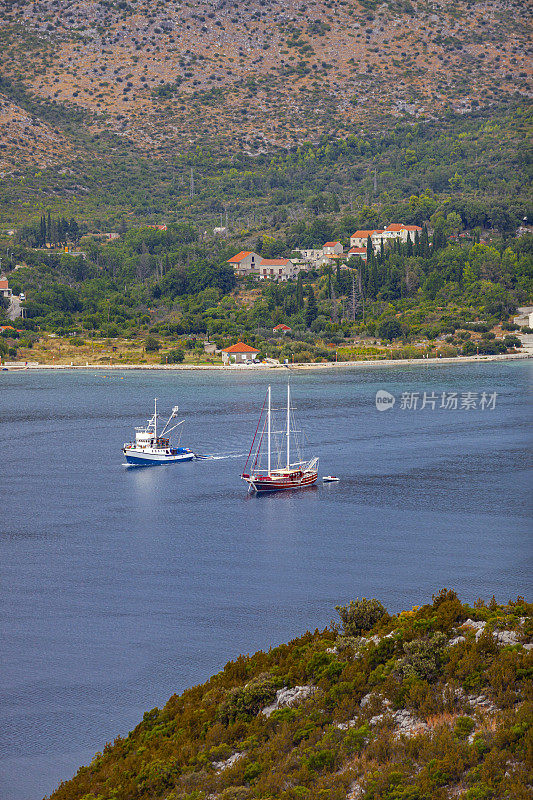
[260,259,291,266]
[385,223,422,232]
[273,324,291,330]
[348,247,367,254]
[222,342,260,353]
[0,280,9,289]
[350,230,380,238]
[0,325,15,330]
[323,241,340,247]
[227,251,252,263]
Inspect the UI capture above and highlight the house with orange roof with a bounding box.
[259,258,297,281]
[221,341,260,365]
[323,241,343,256]
[383,223,423,244]
[347,246,368,262]
[349,230,382,248]
[227,251,262,277]
[0,275,12,300]
[273,323,292,333]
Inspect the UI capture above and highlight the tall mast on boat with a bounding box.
[267,385,271,475]
[286,382,290,469]
[154,398,157,439]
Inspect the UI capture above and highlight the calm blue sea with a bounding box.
[0,362,531,800]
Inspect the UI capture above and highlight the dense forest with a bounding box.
[46,590,532,800]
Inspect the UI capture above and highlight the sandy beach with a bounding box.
[3,351,531,371]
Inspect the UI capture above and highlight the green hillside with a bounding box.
[47,591,532,800]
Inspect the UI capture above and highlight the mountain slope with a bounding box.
[0,0,531,167]
[47,592,532,800]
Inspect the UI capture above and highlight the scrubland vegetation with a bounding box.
[46,590,533,800]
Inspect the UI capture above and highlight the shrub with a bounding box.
[335,598,387,636]
[164,348,185,363]
[378,318,402,341]
[503,335,521,348]
[145,335,160,352]
[401,632,448,681]
[454,715,475,739]
[218,673,278,723]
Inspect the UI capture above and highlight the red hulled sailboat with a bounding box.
[241,384,318,493]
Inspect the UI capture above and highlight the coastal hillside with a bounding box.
[47,591,532,800]
[0,0,531,170]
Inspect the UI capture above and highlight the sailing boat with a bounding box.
[241,384,318,493]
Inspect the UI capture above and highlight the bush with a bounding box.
[503,335,521,348]
[454,715,475,739]
[401,632,447,681]
[378,318,403,341]
[218,673,278,723]
[164,348,185,363]
[335,598,387,636]
[145,335,160,352]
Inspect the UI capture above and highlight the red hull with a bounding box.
[244,472,318,492]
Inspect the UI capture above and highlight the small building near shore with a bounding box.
[0,275,12,299]
[221,342,260,365]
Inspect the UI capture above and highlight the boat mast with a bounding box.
[267,385,271,475]
[286,382,290,469]
[154,398,157,439]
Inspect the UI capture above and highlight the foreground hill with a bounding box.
[0,0,531,169]
[47,591,532,800]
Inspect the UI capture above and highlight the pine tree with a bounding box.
[305,285,318,327]
[47,211,51,246]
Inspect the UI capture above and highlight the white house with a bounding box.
[221,342,260,364]
[383,223,422,242]
[347,246,368,262]
[227,251,262,276]
[350,230,383,248]
[0,275,12,299]
[259,258,298,281]
[323,241,343,256]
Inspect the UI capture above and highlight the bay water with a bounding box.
[0,361,531,799]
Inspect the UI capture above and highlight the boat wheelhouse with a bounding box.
[123,399,194,465]
[241,384,318,493]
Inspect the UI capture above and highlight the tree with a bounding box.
[296,272,304,310]
[378,318,402,341]
[335,597,387,636]
[145,335,160,352]
[305,285,318,327]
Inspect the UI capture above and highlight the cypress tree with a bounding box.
[305,285,318,327]
[420,224,430,257]
[296,272,304,309]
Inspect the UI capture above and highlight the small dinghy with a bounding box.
[323,475,339,482]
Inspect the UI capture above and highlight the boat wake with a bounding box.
[195,451,247,461]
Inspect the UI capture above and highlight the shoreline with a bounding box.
[3,351,531,372]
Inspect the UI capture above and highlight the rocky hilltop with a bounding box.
[47,591,532,800]
[0,0,531,168]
